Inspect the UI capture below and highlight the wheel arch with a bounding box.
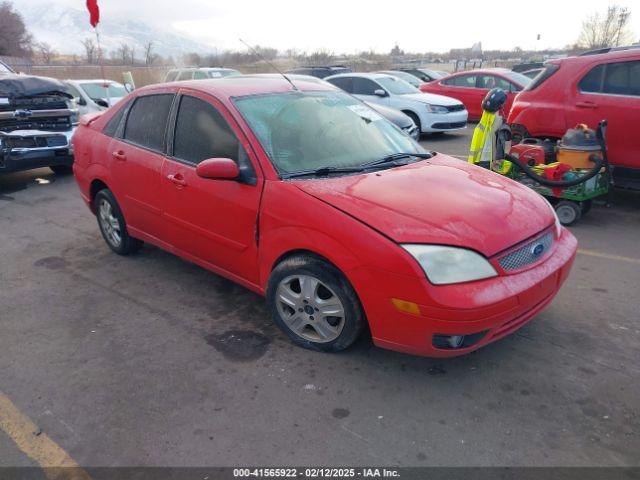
[89,178,110,214]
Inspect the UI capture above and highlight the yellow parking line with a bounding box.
[0,391,91,480]
[578,248,640,265]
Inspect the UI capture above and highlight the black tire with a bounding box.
[266,255,366,353]
[404,111,422,135]
[50,165,73,175]
[555,200,582,226]
[94,189,143,255]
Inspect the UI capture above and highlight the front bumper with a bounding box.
[0,128,75,173]
[349,227,577,357]
[420,110,468,133]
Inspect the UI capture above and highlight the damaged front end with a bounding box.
[0,73,78,174]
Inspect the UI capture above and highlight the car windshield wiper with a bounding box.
[362,151,435,169]
[282,165,366,179]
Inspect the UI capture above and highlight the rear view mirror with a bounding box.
[374,89,387,97]
[196,158,239,180]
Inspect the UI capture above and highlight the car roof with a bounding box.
[551,46,640,66]
[141,76,336,99]
[325,72,392,80]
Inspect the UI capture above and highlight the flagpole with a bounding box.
[93,27,111,107]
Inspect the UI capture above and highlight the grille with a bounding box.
[0,116,72,132]
[431,121,466,130]
[0,95,69,112]
[498,232,554,272]
[5,135,68,149]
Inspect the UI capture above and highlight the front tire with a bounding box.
[266,255,365,352]
[404,111,422,136]
[95,189,143,255]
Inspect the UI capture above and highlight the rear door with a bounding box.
[569,60,640,169]
[160,91,263,283]
[439,74,480,117]
[111,93,174,241]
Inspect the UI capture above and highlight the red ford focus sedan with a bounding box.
[73,77,577,357]
[420,68,532,120]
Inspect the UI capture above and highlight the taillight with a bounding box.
[524,63,560,91]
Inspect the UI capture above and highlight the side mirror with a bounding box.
[196,158,239,180]
[77,97,87,106]
[95,99,109,108]
[374,89,387,97]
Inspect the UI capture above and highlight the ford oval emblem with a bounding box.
[531,243,545,257]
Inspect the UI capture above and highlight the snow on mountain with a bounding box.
[18,2,211,58]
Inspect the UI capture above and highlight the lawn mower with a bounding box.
[468,88,611,226]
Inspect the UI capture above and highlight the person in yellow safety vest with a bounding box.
[468,88,512,174]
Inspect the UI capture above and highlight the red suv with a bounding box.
[73,77,576,357]
[508,47,640,189]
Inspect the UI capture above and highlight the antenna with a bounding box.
[239,38,299,91]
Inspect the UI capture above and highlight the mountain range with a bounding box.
[18,2,212,59]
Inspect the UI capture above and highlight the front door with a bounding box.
[160,91,263,284]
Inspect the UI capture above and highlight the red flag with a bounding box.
[86,0,100,28]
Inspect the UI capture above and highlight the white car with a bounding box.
[164,67,241,82]
[325,72,468,134]
[64,80,129,116]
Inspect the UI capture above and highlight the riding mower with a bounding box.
[468,88,611,226]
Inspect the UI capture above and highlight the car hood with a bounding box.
[400,92,462,107]
[295,155,554,257]
[0,74,71,98]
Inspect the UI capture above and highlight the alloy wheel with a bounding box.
[275,274,346,343]
[98,198,122,248]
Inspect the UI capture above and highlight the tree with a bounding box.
[82,37,97,64]
[144,41,156,66]
[0,1,33,56]
[578,5,634,49]
[35,41,57,64]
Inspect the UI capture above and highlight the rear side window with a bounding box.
[124,94,174,151]
[579,61,640,96]
[103,100,130,137]
[326,76,354,93]
[173,95,240,164]
[525,63,560,91]
[443,74,477,87]
[352,78,380,95]
[579,65,605,93]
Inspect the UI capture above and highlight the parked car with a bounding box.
[399,68,445,83]
[245,73,420,140]
[508,47,640,190]
[164,67,241,82]
[286,66,352,79]
[72,77,576,357]
[377,70,425,88]
[420,68,532,120]
[1,62,77,174]
[325,72,467,134]
[65,80,129,116]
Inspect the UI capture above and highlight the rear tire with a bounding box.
[266,255,365,352]
[95,189,143,255]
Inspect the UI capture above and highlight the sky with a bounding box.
[16,0,640,54]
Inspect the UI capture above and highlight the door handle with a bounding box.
[112,150,127,161]
[576,101,598,109]
[167,173,187,187]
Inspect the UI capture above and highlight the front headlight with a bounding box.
[402,244,498,285]
[66,98,79,125]
[425,104,449,114]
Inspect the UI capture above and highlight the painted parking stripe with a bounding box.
[0,391,91,480]
[578,248,640,265]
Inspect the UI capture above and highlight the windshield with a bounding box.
[207,69,241,78]
[81,82,128,99]
[504,71,533,87]
[376,76,420,95]
[233,91,424,176]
